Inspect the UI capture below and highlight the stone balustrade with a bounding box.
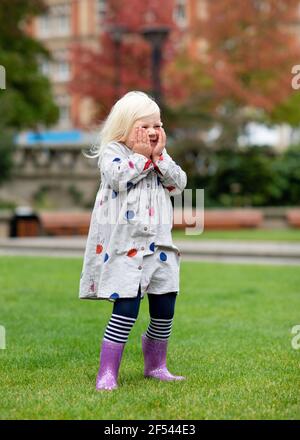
[0,144,101,209]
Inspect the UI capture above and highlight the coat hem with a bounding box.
[79,288,179,301]
[79,296,116,303]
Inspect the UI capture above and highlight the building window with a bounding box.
[38,52,70,82]
[36,3,70,38]
[56,13,70,36]
[59,105,70,127]
[253,0,271,14]
[37,15,51,38]
[56,61,70,82]
[53,4,70,36]
[174,0,187,28]
[56,95,71,128]
[40,59,51,77]
[53,50,70,82]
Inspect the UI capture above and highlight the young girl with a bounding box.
[79,91,187,391]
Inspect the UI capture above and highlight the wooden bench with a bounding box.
[286,209,300,228]
[38,208,264,236]
[173,209,263,230]
[39,212,91,236]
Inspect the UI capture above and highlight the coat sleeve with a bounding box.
[100,143,155,192]
[152,148,187,195]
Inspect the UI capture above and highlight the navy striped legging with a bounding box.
[103,284,177,344]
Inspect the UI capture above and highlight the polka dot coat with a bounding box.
[79,141,187,302]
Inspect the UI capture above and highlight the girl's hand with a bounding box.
[151,128,166,162]
[128,127,152,159]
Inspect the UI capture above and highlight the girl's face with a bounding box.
[124,114,163,149]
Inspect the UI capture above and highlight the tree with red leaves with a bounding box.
[187,0,300,124]
[70,0,180,123]
[158,0,300,163]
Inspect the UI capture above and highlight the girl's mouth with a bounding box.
[150,138,158,147]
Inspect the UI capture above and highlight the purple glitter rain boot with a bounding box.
[95,339,126,391]
[142,333,185,381]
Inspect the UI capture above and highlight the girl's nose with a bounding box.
[148,127,156,135]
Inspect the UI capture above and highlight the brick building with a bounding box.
[27,0,201,131]
[26,0,298,148]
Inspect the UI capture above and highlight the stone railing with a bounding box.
[0,143,101,209]
[13,144,99,178]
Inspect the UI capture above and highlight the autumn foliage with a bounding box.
[189,0,300,112]
[70,0,180,121]
[70,0,300,125]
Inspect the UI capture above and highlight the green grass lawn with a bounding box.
[0,256,300,420]
[172,228,300,241]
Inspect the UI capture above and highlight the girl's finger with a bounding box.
[158,129,164,146]
[157,128,162,146]
[142,128,148,144]
[138,127,145,144]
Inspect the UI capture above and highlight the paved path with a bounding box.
[1,237,300,265]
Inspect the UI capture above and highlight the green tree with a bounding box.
[0,130,14,186]
[0,0,59,182]
[272,145,300,205]
[163,0,300,207]
[0,0,58,129]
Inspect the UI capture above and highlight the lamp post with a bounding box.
[108,25,128,101]
[140,26,170,105]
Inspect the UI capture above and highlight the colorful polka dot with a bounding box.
[125,210,135,220]
[96,244,103,254]
[166,185,176,192]
[149,207,155,216]
[127,248,138,257]
[110,292,119,299]
[113,157,121,162]
[157,176,161,185]
[90,282,95,292]
[128,160,134,169]
[149,242,155,252]
[127,181,134,190]
[104,253,109,262]
[112,190,118,198]
[159,252,167,262]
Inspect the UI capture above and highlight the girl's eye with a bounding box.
[141,124,162,129]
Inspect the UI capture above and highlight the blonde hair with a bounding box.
[84,91,160,166]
